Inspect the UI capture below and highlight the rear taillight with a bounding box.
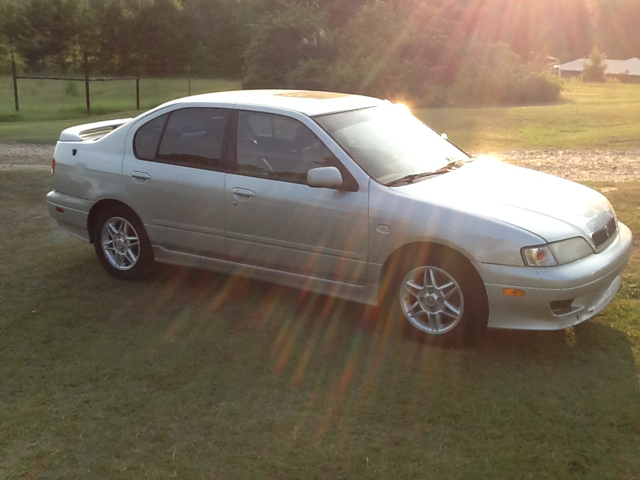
[51,158,55,175]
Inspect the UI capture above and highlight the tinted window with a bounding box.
[133,114,168,161]
[236,111,335,183]
[134,108,228,169]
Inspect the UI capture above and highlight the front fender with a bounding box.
[368,181,543,269]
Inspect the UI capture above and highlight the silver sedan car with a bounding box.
[47,90,633,343]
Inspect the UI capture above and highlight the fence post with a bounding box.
[12,54,19,112]
[136,67,140,110]
[84,51,91,116]
[187,64,191,96]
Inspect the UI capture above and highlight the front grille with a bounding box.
[591,217,617,248]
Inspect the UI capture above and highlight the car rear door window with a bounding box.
[134,108,228,170]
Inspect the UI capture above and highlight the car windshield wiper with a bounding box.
[385,158,472,187]
[430,158,471,174]
[385,171,438,187]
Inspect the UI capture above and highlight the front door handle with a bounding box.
[132,171,151,181]
[232,187,256,206]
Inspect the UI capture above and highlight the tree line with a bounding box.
[0,0,250,76]
[1,0,638,106]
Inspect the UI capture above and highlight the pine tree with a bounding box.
[582,45,607,82]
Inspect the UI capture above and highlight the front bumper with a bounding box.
[480,222,633,330]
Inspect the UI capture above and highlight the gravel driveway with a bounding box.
[1,142,640,182]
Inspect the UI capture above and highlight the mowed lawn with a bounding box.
[1,80,640,478]
[0,174,639,478]
[0,76,241,143]
[417,81,640,151]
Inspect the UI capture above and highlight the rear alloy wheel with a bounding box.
[94,206,153,279]
[101,216,140,271]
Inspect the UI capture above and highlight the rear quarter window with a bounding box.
[133,114,168,161]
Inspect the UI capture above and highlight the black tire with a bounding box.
[386,250,488,346]
[92,205,154,280]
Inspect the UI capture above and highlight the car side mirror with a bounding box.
[307,166,344,189]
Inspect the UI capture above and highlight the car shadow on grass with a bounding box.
[146,263,635,361]
[46,255,637,366]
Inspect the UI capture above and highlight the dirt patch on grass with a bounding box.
[488,150,640,183]
[1,142,639,182]
[0,142,54,167]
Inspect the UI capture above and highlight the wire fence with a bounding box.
[12,53,140,116]
[6,54,242,119]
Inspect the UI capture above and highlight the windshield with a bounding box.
[315,105,468,185]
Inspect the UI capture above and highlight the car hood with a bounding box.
[392,157,614,244]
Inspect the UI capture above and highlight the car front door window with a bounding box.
[236,111,335,183]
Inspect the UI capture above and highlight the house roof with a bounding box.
[558,57,640,76]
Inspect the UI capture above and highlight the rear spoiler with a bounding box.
[59,118,134,142]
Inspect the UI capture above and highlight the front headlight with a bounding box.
[522,237,593,267]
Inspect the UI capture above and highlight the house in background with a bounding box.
[557,57,640,82]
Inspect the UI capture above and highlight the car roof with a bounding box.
[174,89,388,117]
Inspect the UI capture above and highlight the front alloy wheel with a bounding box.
[399,266,464,335]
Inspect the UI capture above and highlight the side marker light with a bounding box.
[503,288,525,298]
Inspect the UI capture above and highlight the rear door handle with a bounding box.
[132,171,151,181]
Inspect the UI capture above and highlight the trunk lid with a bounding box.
[58,118,133,142]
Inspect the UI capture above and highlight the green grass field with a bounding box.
[0,170,638,479]
[0,76,241,142]
[2,78,640,149]
[1,79,640,478]
[418,81,640,151]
